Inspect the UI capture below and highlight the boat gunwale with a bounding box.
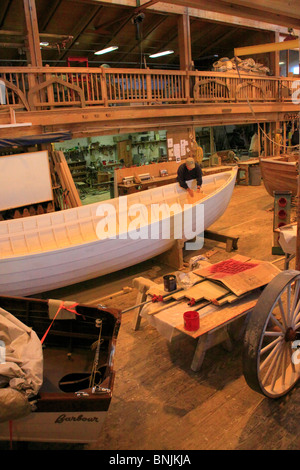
[260,158,298,167]
[0,168,237,260]
[0,295,121,410]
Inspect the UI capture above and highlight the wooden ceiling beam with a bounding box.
[220,0,300,19]
[0,0,13,28]
[93,16,129,35]
[88,13,138,63]
[40,0,62,32]
[160,0,300,29]
[134,0,160,14]
[54,5,104,64]
[117,15,167,62]
[0,30,73,40]
[0,42,24,49]
[165,23,219,66]
[196,27,240,59]
[71,1,298,32]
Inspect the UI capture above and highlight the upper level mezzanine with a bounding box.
[1,66,300,138]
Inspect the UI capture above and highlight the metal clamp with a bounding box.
[92,385,111,394]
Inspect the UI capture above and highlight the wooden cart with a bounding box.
[131,256,280,372]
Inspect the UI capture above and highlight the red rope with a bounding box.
[41,301,79,345]
[8,302,81,447]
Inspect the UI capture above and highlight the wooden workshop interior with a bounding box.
[1,0,300,451]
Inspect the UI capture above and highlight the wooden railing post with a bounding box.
[26,66,39,110]
[185,70,190,104]
[45,64,54,109]
[146,69,152,104]
[100,68,108,107]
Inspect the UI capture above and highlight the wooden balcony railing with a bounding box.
[0,66,299,112]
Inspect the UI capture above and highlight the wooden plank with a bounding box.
[170,280,229,301]
[176,294,259,338]
[234,39,299,57]
[51,151,82,208]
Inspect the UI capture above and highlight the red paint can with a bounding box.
[183,311,200,331]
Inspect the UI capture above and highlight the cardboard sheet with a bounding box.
[193,255,281,297]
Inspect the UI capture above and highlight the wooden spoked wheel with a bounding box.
[243,270,300,398]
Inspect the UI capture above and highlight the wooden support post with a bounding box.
[296,159,300,271]
[178,10,192,104]
[178,11,193,72]
[132,277,159,330]
[23,0,42,67]
[204,230,239,252]
[210,127,215,155]
[159,240,184,270]
[263,123,267,157]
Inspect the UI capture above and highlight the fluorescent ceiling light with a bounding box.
[40,42,49,46]
[279,61,285,65]
[94,46,118,55]
[149,50,174,58]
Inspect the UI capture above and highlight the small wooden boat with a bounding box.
[0,295,121,443]
[0,168,237,296]
[259,155,298,197]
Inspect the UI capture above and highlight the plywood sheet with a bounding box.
[0,150,53,211]
[176,292,260,338]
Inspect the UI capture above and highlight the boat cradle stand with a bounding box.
[204,230,239,253]
[156,233,238,273]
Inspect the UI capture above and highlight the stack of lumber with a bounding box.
[213,57,270,75]
[51,151,82,208]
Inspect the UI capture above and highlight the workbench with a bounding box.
[118,174,178,195]
[114,162,232,196]
[132,256,280,372]
[236,159,260,185]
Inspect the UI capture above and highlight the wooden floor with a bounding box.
[4,182,300,450]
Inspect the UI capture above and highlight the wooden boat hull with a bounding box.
[0,168,237,296]
[0,295,121,443]
[260,156,298,197]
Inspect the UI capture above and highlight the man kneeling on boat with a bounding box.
[177,157,203,197]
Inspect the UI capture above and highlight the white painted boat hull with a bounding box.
[0,168,237,296]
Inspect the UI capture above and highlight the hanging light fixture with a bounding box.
[94,46,119,55]
[149,50,174,58]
